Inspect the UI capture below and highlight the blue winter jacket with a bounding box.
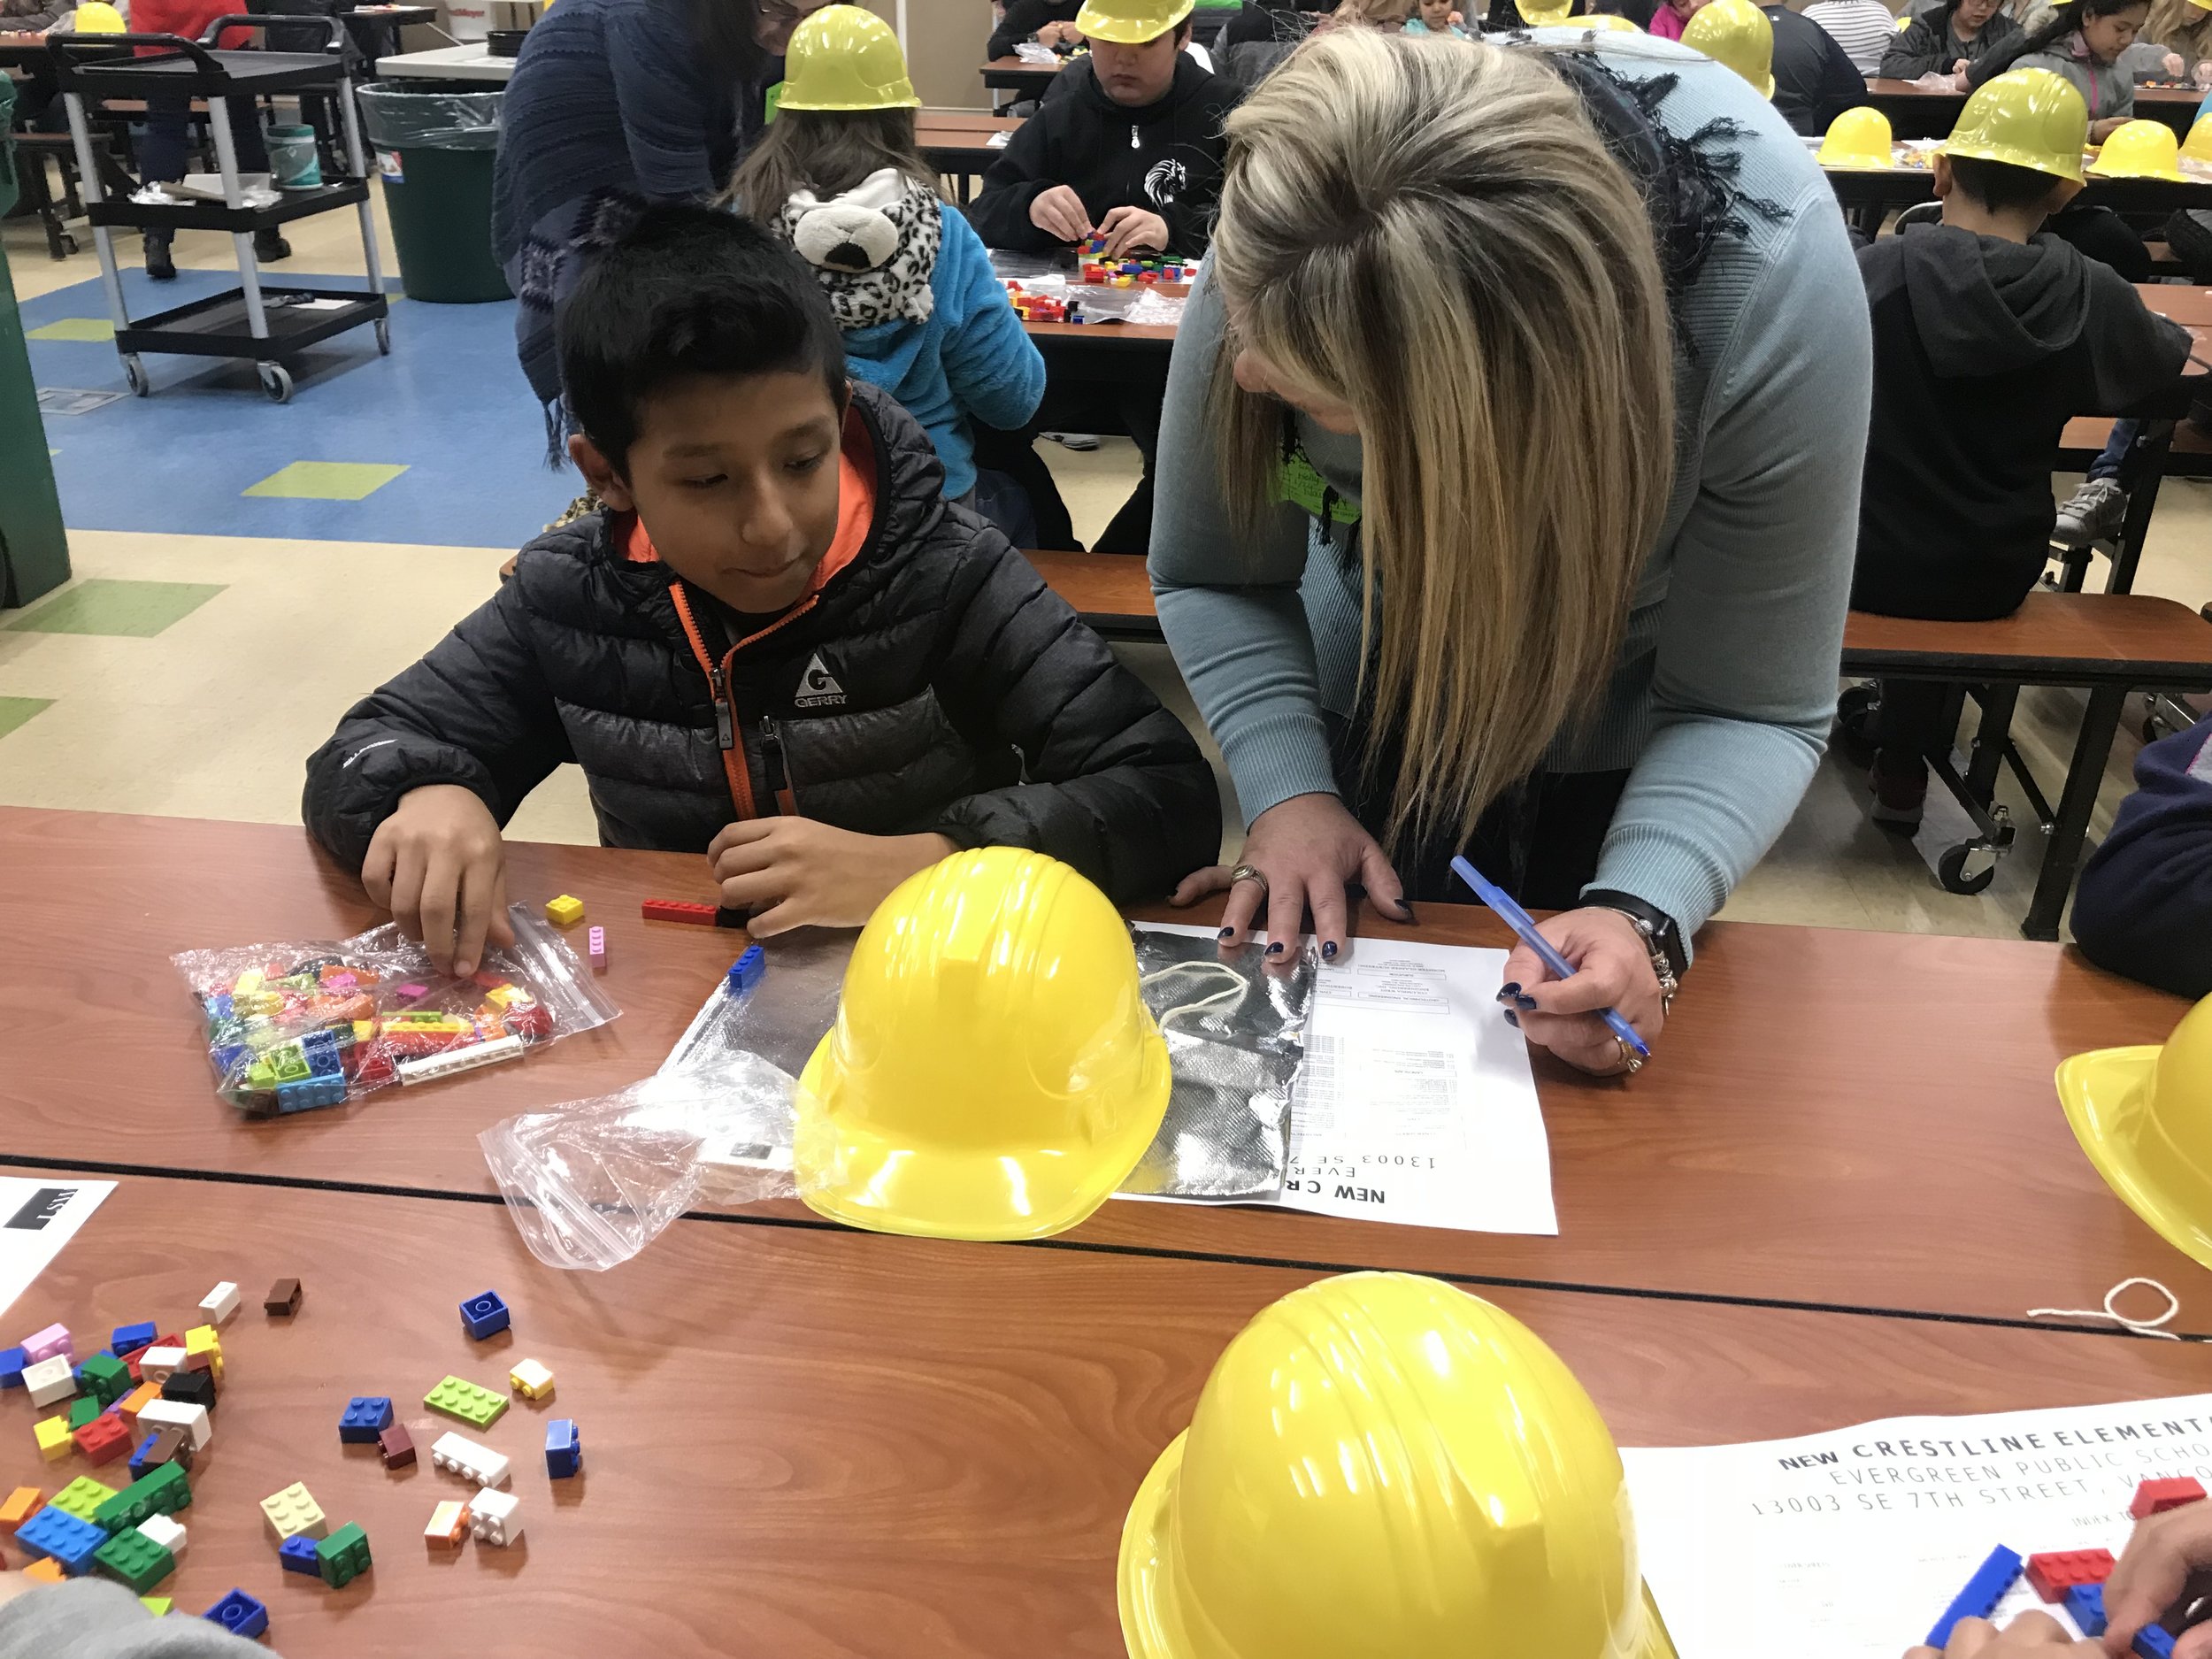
[2073,712,2212,999]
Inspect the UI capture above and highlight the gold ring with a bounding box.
[1614,1034,1646,1076]
[1228,863,1268,897]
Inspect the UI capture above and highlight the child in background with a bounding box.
[1402,0,1473,29]
[1647,0,1701,40]
[727,7,1045,532]
[128,0,288,277]
[1805,0,1901,73]
[1847,69,2190,827]
[2141,0,2212,84]
[303,205,1217,967]
[1882,0,2022,81]
[2072,708,2212,996]
[1982,0,2152,132]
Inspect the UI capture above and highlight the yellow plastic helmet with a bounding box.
[1897,8,1913,25]
[1940,66,2088,182]
[1119,1272,1678,1659]
[1682,0,1776,99]
[1521,3,1579,22]
[776,4,920,111]
[1818,105,1895,168]
[72,2,126,30]
[2057,994,2212,1271]
[1075,0,1197,43]
[2186,113,2212,165]
[794,847,1171,1242]
[1578,11,1644,26]
[2089,118,2189,180]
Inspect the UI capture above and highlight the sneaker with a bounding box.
[252,228,292,265]
[1870,749,1928,831]
[2053,477,2127,548]
[143,232,176,281]
[1040,431,1100,451]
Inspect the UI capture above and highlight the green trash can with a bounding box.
[357,81,511,303]
[0,76,73,610]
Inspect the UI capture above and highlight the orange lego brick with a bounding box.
[0,1487,42,1532]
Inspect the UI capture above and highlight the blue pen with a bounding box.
[1448,855,1651,1058]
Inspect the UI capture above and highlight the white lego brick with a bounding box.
[22,1356,74,1408]
[137,1347,187,1384]
[465,1487,522,1548]
[396,1033,525,1087]
[136,1514,188,1556]
[429,1432,511,1489]
[198,1283,240,1325]
[136,1399,211,1451]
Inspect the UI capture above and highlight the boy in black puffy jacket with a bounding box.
[303,204,1218,973]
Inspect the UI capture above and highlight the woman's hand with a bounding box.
[2102,1497,2212,1659]
[1170,792,1409,963]
[1501,907,1666,1074]
[1904,1611,2093,1658]
[2163,50,2186,77]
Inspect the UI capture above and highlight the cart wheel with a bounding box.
[374,319,391,356]
[121,355,150,398]
[1937,841,1998,896]
[1833,682,1879,765]
[257,363,294,405]
[59,233,78,257]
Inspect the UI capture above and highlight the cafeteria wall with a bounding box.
[906,0,990,106]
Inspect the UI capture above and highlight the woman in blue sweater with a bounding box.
[728,7,1045,522]
[1151,29,1871,1076]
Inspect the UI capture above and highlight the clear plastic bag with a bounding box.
[356,84,504,151]
[173,906,618,1116]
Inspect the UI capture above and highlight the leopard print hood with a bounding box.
[777,168,941,332]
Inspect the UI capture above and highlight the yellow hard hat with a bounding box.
[2185,113,2212,165]
[73,2,126,30]
[2057,994,2212,1271]
[1897,8,1913,25]
[1522,3,1578,21]
[1682,0,1776,98]
[2090,118,2188,181]
[794,847,1171,1242]
[776,4,919,111]
[1118,1272,1678,1659]
[1941,67,2088,181]
[1578,11,1643,26]
[1075,0,1197,43]
[1818,105,1895,168]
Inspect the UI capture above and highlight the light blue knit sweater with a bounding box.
[1148,36,1873,941]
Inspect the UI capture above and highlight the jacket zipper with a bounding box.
[665,580,820,822]
[760,716,797,815]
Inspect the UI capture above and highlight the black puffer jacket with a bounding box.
[303,384,1220,903]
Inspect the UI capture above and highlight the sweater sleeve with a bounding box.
[935,208,1048,432]
[605,5,725,201]
[1880,18,1947,77]
[0,1582,273,1659]
[965,111,1067,254]
[1586,193,1872,942]
[926,540,1222,903]
[2071,717,2212,998]
[2082,263,2194,412]
[302,573,575,873]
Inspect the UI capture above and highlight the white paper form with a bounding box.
[1623,1394,2212,1659]
[0,1178,113,1321]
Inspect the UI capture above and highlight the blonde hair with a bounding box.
[1210,29,1674,845]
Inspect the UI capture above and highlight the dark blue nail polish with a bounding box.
[1494,988,1514,1005]
[1217,926,1233,939]
[1503,1009,1521,1028]
[1398,902,1417,925]
[1515,994,1538,1011]
[1321,941,1338,961]
[1502,982,1522,998]
[1265,941,1284,956]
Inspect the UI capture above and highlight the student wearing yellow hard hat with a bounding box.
[2140,0,2212,88]
[1682,0,1775,94]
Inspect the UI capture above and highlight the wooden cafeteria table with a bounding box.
[918,111,1017,202]
[1825,157,2212,215]
[1862,75,2203,139]
[981,52,1062,99]
[2,806,2204,1335]
[1023,281,1184,353]
[4,1174,2209,1658]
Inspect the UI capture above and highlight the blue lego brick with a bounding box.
[726,945,764,994]
[338,1396,394,1443]
[1928,1546,2024,1648]
[2136,1625,2176,1659]
[211,1043,249,1077]
[279,1534,321,1576]
[19,1507,107,1575]
[458,1290,510,1340]
[2067,1583,2109,1638]
[299,1029,342,1075]
[203,1590,269,1640]
[111,1323,157,1357]
[0,1345,25,1387]
[275,1074,347,1112]
[206,993,233,1022]
[545,1417,581,1479]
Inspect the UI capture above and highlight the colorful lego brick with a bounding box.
[1927,1546,2024,1648]
[129,1427,192,1483]
[642,897,718,926]
[18,1507,105,1574]
[424,1499,469,1548]
[0,1487,43,1532]
[466,1488,522,1548]
[426,1374,509,1428]
[2069,1583,2109,1638]
[95,1463,190,1532]
[199,1283,241,1325]
[588,926,606,970]
[182,1327,221,1373]
[2131,1477,2208,1518]
[138,1595,171,1615]
[74,1352,130,1406]
[34,1417,72,1462]
[264,1278,302,1316]
[0,1346,25,1388]
[93,1527,176,1594]
[2026,1549,2116,1602]
[202,1589,268,1640]
[339,1397,394,1444]
[509,1359,555,1402]
[118,1382,162,1432]
[68,1396,101,1431]
[135,1400,210,1452]
[258,1483,328,1543]
[396,1034,525,1085]
[50,1478,118,1525]
[428,1432,511,1488]
[458,1293,511,1341]
[109,1324,157,1358]
[24,1355,76,1407]
[21,1324,72,1365]
[2137,1624,2177,1658]
[379,1424,416,1470]
[316,1521,372,1588]
[278,1534,321,1575]
[21,1559,64,1585]
[727,945,764,993]
[544,1419,581,1479]
[135,1513,187,1557]
[161,1371,216,1411]
[544,894,585,926]
[137,1347,186,1384]
[74,1415,131,1465]
[276,1074,348,1111]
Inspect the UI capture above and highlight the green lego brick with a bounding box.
[94,1463,189,1533]
[51,1478,120,1526]
[316,1521,372,1588]
[66,1397,100,1431]
[76,1355,130,1407]
[92,1528,175,1594]
[424,1375,507,1429]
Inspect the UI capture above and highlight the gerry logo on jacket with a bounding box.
[794,651,848,710]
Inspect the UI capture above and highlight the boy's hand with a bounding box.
[1037,19,1083,43]
[1098,204,1168,258]
[1030,185,1094,244]
[1905,1611,2091,1657]
[2103,1498,2212,1659]
[709,820,957,935]
[362,784,514,978]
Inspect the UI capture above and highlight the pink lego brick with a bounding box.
[21,1325,72,1366]
[588,926,606,972]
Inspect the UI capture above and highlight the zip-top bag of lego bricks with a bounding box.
[173,904,618,1115]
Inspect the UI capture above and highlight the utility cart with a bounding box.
[51,19,389,403]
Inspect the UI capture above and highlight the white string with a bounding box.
[1140,961,1250,1030]
[2027,1277,2186,1340]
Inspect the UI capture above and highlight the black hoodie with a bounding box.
[1852,223,2191,620]
[966,54,1238,257]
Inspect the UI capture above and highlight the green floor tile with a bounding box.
[4,580,224,639]
[27,318,116,342]
[242,462,408,502]
[0,698,54,741]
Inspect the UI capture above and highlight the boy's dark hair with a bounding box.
[1946,153,2068,214]
[557,204,847,474]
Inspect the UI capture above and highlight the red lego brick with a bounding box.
[378,1424,415,1470]
[2026,1549,2116,1601]
[73,1415,131,1465]
[642,898,718,926]
[2131,1478,2208,1519]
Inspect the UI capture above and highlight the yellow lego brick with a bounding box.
[424,1499,469,1547]
[259,1481,329,1543]
[353,1019,374,1044]
[508,1358,555,1402]
[183,1326,219,1360]
[34,1416,71,1461]
[23,1558,65,1584]
[543,894,585,926]
[139,1597,173,1617]
[0,1486,43,1531]
[234,970,264,995]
